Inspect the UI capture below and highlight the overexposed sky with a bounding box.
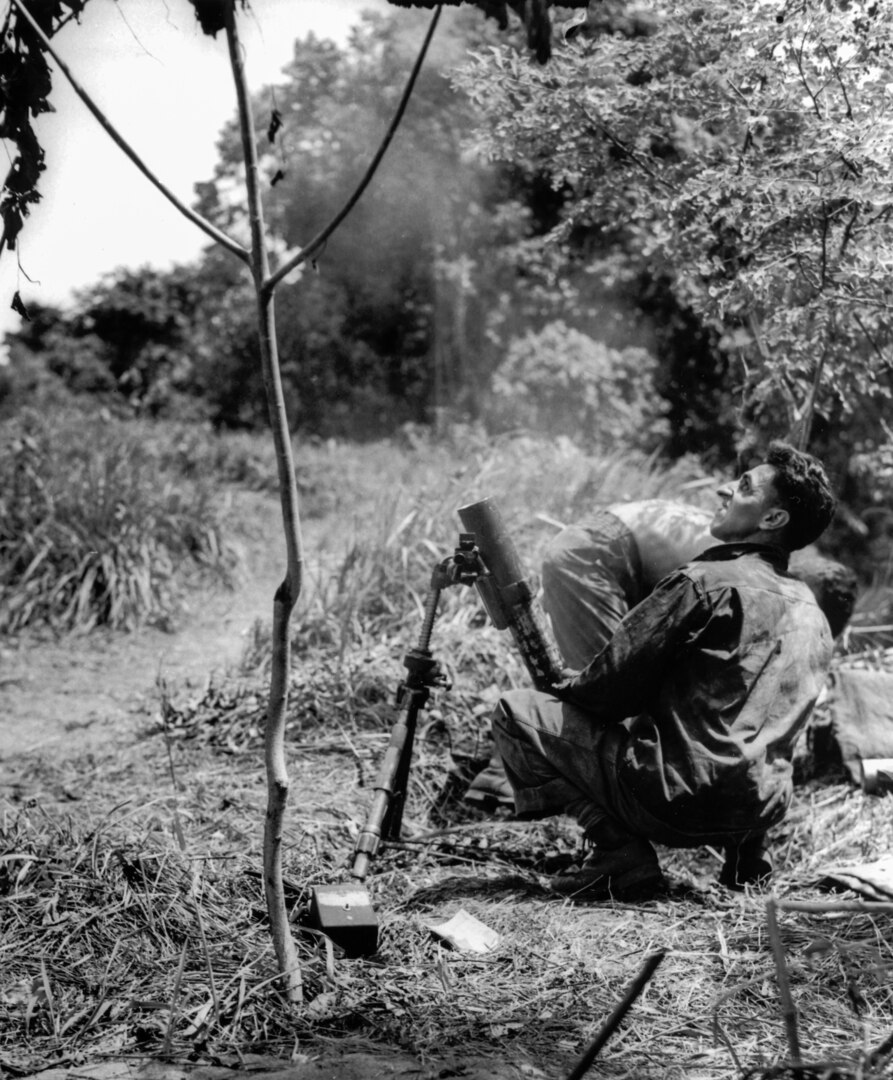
[0,0,388,340]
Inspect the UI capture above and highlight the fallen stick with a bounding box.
[776,899,893,914]
[565,950,666,1080]
[766,899,802,1066]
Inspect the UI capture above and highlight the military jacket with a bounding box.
[562,543,833,835]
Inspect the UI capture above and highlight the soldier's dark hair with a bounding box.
[766,441,836,550]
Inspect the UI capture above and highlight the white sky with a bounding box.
[0,0,386,340]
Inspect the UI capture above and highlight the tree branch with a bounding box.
[565,951,665,1080]
[794,336,828,450]
[725,79,755,175]
[765,899,802,1066]
[854,311,892,370]
[263,4,443,296]
[794,33,822,119]
[9,0,249,264]
[777,898,893,914]
[822,44,853,121]
[793,251,820,294]
[838,202,860,260]
[578,105,678,193]
[747,312,770,364]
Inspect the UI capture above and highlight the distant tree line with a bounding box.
[4,3,893,534]
[2,8,732,459]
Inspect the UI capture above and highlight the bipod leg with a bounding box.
[350,681,428,882]
[307,569,452,958]
[380,686,426,844]
[349,566,452,882]
[307,682,430,960]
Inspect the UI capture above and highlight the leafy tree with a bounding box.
[194,12,500,425]
[3,260,249,420]
[454,0,893,483]
[486,319,668,448]
[637,272,736,464]
[195,10,641,428]
[0,303,95,413]
[73,264,213,413]
[13,8,709,444]
[4,12,513,434]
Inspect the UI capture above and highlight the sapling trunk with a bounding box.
[223,4,441,1001]
[13,0,440,1003]
[225,5,304,1003]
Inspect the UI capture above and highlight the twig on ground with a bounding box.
[162,942,188,1057]
[565,950,666,1080]
[766,899,802,1066]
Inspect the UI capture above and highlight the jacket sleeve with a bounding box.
[558,568,710,720]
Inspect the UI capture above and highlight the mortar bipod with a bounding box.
[306,535,484,958]
[349,534,483,882]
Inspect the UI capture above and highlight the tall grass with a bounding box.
[0,404,718,639]
[0,407,240,634]
[202,429,718,771]
[245,428,717,664]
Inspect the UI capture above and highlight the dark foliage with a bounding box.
[637,274,737,466]
[0,1,88,256]
[386,0,588,63]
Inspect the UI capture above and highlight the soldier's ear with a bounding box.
[761,507,790,533]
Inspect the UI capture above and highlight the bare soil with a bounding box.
[0,490,286,768]
[0,487,556,1080]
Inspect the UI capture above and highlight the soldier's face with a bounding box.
[710,464,781,542]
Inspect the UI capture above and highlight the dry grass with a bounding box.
[3,435,893,1079]
[0,409,244,634]
[3,731,893,1079]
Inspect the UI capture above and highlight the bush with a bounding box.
[0,340,82,421]
[484,321,670,451]
[0,407,238,634]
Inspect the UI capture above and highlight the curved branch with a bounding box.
[263,4,442,297]
[794,32,822,120]
[577,103,678,194]
[10,0,249,264]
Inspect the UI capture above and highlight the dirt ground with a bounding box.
[0,491,286,1077]
[0,491,286,766]
[4,490,891,1080]
[0,490,558,1080]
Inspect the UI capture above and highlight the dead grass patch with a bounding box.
[3,677,893,1080]
[4,439,893,1078]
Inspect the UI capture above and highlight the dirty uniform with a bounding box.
[494,543,833,846]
